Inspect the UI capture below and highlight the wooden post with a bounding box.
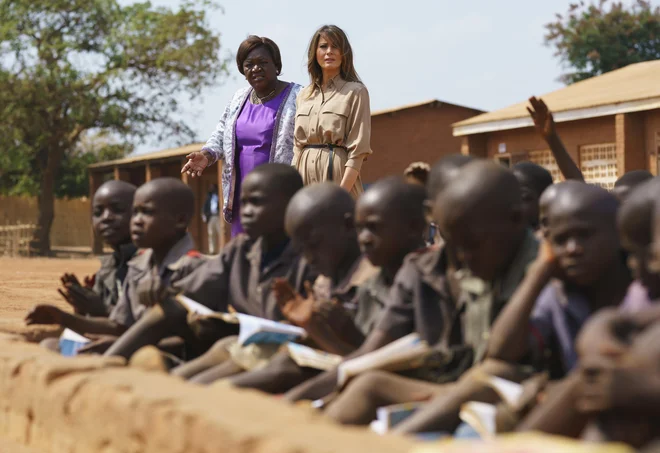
[89,171,104,254]
[145,163,162,182]
[181,159,202,250]
[113,166,130,181]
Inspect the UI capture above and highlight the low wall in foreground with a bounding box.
[0,334,416,453]
[0,334,638,453]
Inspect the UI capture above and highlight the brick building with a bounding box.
[453,60,660,188]
[363,100,483,183]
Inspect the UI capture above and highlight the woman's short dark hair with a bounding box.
[236,36,282,75]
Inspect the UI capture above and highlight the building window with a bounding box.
[528,150,562,183]
[579,143,618,190]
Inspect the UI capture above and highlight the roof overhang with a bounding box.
[453,96,660,137]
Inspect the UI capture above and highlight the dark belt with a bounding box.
[303,144,347,181]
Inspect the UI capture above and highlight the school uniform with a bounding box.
[302,256,379,353]
[109,233,205,327]
[376,231,539,382]
[353,270,395,337]
[529,281,597,379]
[175,234,314,319]
[92,243,138,315]
[232,255,377,381]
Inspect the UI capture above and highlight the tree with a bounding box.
[545,0,660,84]
[0,0,227,254]
[0,132,132,198]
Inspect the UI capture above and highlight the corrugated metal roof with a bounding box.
[88,143,204,170]
[454,60,660,129]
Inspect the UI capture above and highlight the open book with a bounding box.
[370,402,426,435]
[59,328,91,357]
[286,343,342,371]
[459,401,497,439]
[176,294,306,346]
[471,371,526,409]
[337,333,431,387]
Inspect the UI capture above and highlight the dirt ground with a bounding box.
[0,257,99,341]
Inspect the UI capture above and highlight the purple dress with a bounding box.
[231,88,289,237]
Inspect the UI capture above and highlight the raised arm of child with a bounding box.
[486,240,556,362]
[25,304,126,337]
[527,96,584,182]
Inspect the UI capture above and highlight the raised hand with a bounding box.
[273,279,315,328]
[58,274,106,316]
[527,96,556,141]
[181,152,209,178]
[25,305,64,326]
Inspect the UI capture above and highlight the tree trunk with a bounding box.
[31,147,66,256]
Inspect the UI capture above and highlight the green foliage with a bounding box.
[545,0,660,84]
[0,0,227,253]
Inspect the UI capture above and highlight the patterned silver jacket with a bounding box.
[202,82,302,223]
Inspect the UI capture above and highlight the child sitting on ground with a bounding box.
[26,178,205,346]
[291,160,538,423]
[483,182,630,438]
[219,182,381,392]
[29,180,137,352]
[361,181,627,437]
[226,178,427,392]
[103,164,314,368]
[57,180,138,317]
[569,179,660,448]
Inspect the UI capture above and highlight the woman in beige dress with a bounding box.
[293,25,372,198]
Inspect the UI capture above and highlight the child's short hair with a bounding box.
[361,176,427,229]
[512,162,554,195]
[614,170,653,190]
[427,154,474,200]
[139,177,195,222]
[618,177,660,245]
[403,162,431,186]
[247,163,303,200]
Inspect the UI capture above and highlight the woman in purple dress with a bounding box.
[182,36,301,238]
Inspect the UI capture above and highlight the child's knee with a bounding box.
[347,370,392,396]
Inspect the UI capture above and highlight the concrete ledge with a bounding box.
[0,337,416,453]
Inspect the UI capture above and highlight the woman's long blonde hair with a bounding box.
[306,25,361,93]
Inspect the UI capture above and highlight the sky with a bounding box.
[133,0,637,154]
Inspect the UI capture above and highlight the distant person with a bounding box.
[202,184,220,254]
[293,25,372,199]
[181,36,302,238]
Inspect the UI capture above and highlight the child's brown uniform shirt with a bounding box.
[375,231,539,380]
[175,234,315,320]
[109,234,206,327]
[92,243,138,315]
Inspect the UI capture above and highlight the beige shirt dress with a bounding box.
[292,75,373,198]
